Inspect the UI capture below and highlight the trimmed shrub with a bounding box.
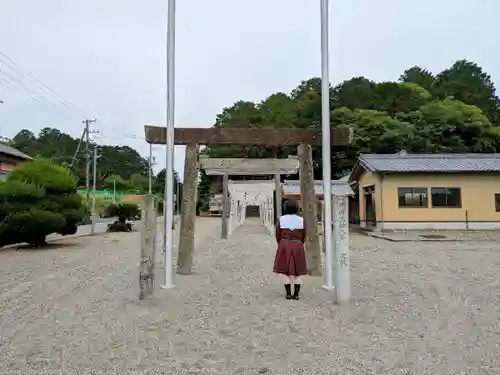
[0,158,86,247]
[106,215,132,232]
[106,221,132,232]
[0,210,66,247]
[104,203,140,220]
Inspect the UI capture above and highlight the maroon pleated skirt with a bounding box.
[273,240,308,276]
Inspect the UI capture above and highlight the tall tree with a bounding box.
[331,77,379,110]
[103,174,131,191]
[399,98,497,153]
[290,78,322,129]
[399,66,435,92]
[433,60,500,124]
[129,173,149,193]
[374,82,432,115]
[152,169,182,197]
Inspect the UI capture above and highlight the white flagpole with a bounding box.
[162,0,176,289]
[320,0,334,292]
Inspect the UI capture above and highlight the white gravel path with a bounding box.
[0,218,499,374]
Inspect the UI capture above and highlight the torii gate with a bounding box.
[223,180,276,236]
[200,156,300,238]
[143,126,352,298]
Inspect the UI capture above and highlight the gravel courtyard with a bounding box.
[0,218,499,374]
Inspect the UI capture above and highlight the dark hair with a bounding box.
[283,199,299,215]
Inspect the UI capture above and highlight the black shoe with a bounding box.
[292,284,301,300]
[284,284,292,300]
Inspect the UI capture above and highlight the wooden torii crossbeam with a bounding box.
[200,156,299,175]
[144,126,352,146]
[144,125,352,277]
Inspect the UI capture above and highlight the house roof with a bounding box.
[0,142,32,160]
[350,152,500,182]
[282,180,354,196]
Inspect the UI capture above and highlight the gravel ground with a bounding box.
[0,218,499,374]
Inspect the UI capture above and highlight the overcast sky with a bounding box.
[1,0,499,179]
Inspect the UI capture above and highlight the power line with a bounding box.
[0,73,81,122]
[0,52,151,147]
[0,51,88,119]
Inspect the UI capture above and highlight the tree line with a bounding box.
[196,59,500,208]
[9,127,182,197]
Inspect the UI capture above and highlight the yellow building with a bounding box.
[349,152,500,230]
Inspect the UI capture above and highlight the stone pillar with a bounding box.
[221,173,229,239]
[236,199,241,226]
[241,200,246,223]
[264,200,269,227]
[269,195,274,234]
[177,143,199,275]
[139,195,156,299]
[298,143,321,276]
[333,194,351,303]
[275,173,282,220]
[228,197,235,236]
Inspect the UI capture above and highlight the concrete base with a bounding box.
[381,221,500,230]
[90,215,99,234]
[160,264,176,289]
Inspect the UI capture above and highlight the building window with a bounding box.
[495,194,500,212]
[398,187,428,207]
[431,187,461,208]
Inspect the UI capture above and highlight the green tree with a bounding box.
[329,107,419,173]
[399,66,435,92]
[197,169,212,214]
[153,169,182,202]
[374,82,432,115]
[128,173,148,193]
[0,159,85,246]
[399,98,497,152]
[433,60,500,124]
[331,77,379,110]
[103,174,131,191]
[290,78,322,128]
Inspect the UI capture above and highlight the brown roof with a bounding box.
[0,142,32,160]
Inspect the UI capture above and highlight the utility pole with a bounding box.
[91,142,101,234]
[83,118,96,201]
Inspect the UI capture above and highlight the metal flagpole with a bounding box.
[320,0,334,292]
[162,0,176,289]
[148,143,153,195]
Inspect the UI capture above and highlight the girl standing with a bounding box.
[273,199,308,300]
